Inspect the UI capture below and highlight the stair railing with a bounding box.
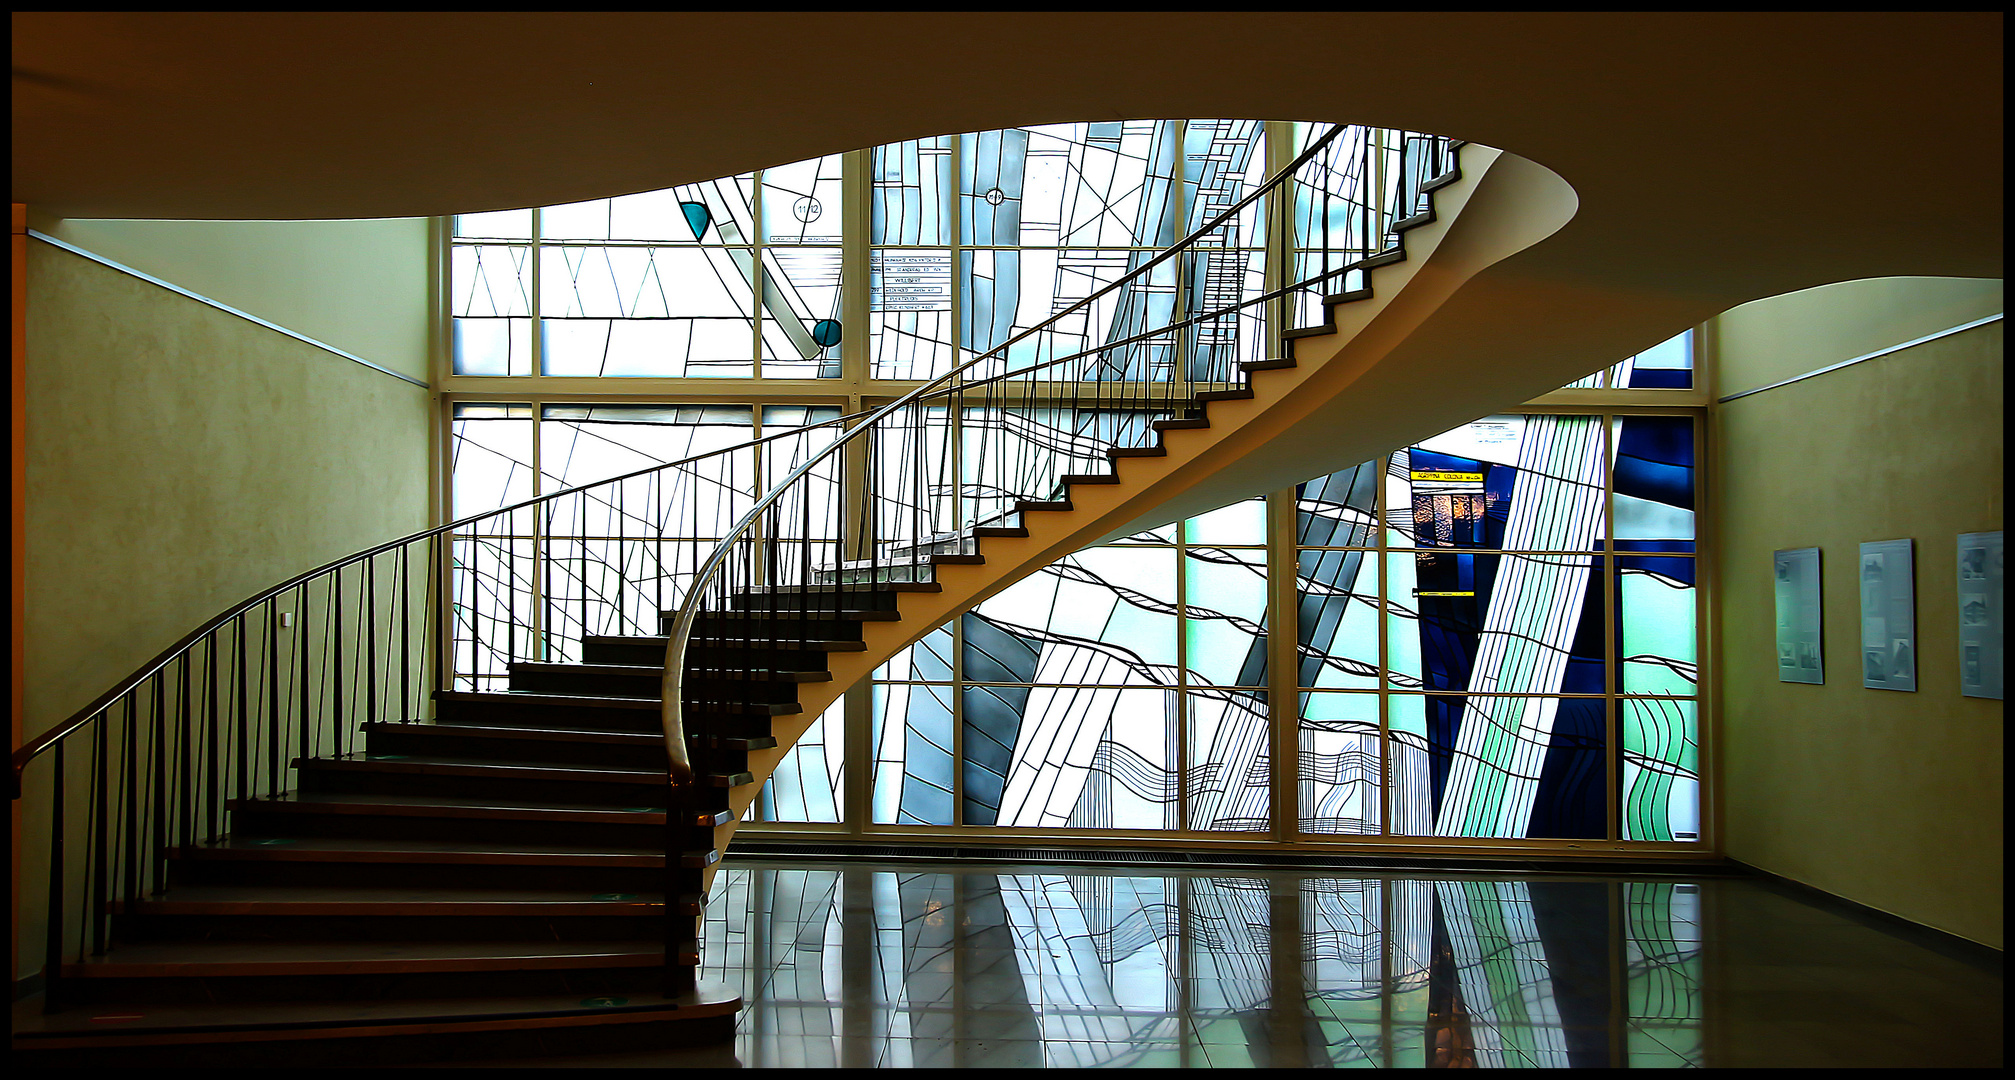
[663,122,1458,873]
[9,409,865,1008]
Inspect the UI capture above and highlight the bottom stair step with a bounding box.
[11,981,740,1067]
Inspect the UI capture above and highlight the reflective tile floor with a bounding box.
[444,857,2003,1069]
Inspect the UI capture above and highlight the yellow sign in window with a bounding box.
[1410,470,1483,483]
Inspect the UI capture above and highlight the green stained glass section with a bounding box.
[1619,559,1697,695]
[1621,698,1700,842]
[1625,881,1703,1065]
[1184,498,1265,545]
[1184,549,1267,688]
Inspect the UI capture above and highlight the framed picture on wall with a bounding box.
[1859,539,1915,691]
[1774,547,1822,685]
[1957,531,2002,699]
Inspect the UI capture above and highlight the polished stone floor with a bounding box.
[447,857,2003,1069]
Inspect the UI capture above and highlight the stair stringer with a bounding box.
[700,144,1579,882]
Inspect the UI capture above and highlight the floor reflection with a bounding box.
[706,863,1698,1068]
[453,858,2002,1069]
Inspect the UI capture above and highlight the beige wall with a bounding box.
[1711,276,2003,949]
[25,212,431,382]
[23,239,434,743]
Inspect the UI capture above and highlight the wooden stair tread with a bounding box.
[367,720,662,747]
[10,981,740,1043]
[297,753,669,783]
[229,790,732,827]
[182,834,711,864]
[111,881,683,915]
[63,938,691,978]
[435,689,658,710]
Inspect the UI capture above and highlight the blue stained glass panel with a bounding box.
[1612,416,1695,545]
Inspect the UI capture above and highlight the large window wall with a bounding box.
[440,119,1708,854]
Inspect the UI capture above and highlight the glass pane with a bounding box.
[759,699,844,824]
[1397,552,1606,695]
[1298,548,1380,691]
[762,154,845,244]
[453,208,532,240]
[1608,329,1695,390]
[1298,691,1380,835]
[981,685,1180,831]
[960,248,1179,381]
[451,244,533,375]
[872,135,954,246]
[1183,118,1268,242]
[1389,416,1607,552]
[449,534,535,693]
[871,681,955,826]
[1617,555,1697,695]
[452,317,531,377]
[1184,548,1268,688]
[450,403,534,518]
[1187,689,1270,832]
[1622,698,1700,842]
[870,249,956,380]
[539,246,755,377]
[969,546,1178,684]
[1183,248,1269,381]
[1297,460,1379,548]
[1610,416,1695,548]
[542,177,754,244]
[538,403,754,491]
[1396,695,1605,840]
[1184,497,1265,546]
[759,247,843,376]
[965,121,1181,248]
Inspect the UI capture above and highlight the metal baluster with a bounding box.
[367,554,378,729]
[152,670,167,895]
[92,714,108,956]
[44,743,66,1009]
[266,597,279,797]
[122,693,137,931]
[298,583,311,769]
[333,565,345,759]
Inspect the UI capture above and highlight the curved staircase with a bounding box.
[13,131,1581,1065]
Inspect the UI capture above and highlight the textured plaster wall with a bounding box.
[27,213,431,382]
[1711,277,2003,949]
[23,240,433,740]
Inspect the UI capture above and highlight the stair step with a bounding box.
[178,834,718,869]
[1150,417,1210,431]
[1014,499,1073,513]
[1323,286,1374,306]
[62,939,697,980]
[230,789,730,828]
[681,607,901,622]
[299,754,670,786]
[10,981,739,1053]
[1059,473,1119,486]
[1239,357,1296,372]
[1105,446,1168,459]
[1356,247,1406,270]
[112,881,702,918]
[972,525,1031,537]
[1391,208,1435,232]
[1194,389,1254,402]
